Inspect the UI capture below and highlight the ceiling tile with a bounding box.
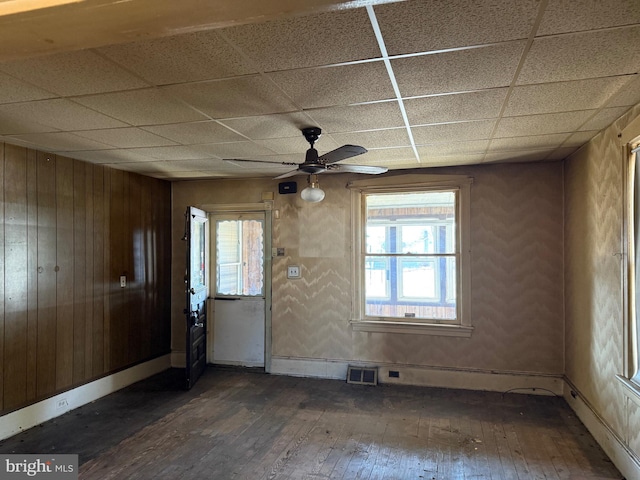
[97,30,259,85]
[404,89,508,125]
[131,145,216,161]
[489,134,570,151]
[419,154,486,167]
[7,132,114,151]
[219,8,380,72]
[142,121,247,145]
[253,136,339,155]
[65,149,158,164]
[564,130,600,147]
[164,76,298,119]
[73,88,208,126]
[374,0,539,55]
[538,0,640,35]
[0,113,58,135]
[417,140,489,157]
[0,50,150,96]
[517,26,640,85]
[0,71,55,104]
[72,127,179,148]
[411,120,496,144]
[306,101,405,133]
[392,42,525,96]
[191,141,277,159]
[606,75,640,107]
[504,76,634,116]
[578,106,630,131]
[267,61,394,109]
[547,146,580,160]
[119,158,227,173]
[329,128,411,149]
[0,98,127,133]
[495,110,595,137]
[484,149,555,163]
[354,147,417,165]
[219,112,318,140]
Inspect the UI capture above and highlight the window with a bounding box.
[215,218,264,296]
[626,143,640,388]
[619,122,640,400]
[349,174,472,337]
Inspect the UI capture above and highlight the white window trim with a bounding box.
[619,118,640,398]
[348,174,473,337]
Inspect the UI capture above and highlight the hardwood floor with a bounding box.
[0,367,622,479]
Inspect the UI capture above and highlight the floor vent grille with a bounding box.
[347,366,378,386]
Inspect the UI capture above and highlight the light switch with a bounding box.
[287,265,301,279]
[120,275,126,287]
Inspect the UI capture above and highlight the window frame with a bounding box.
[349,174,473,337]
[617,116,640,402]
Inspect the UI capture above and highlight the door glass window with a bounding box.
[216,219,264,296]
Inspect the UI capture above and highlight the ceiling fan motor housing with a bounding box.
[302,127,322,147]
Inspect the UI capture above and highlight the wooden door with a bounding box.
[185,206,208,390]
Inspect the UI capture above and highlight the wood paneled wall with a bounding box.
[0,142,172,414]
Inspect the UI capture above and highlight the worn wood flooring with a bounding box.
[0,367,623,479]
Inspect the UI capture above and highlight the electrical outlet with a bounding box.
[120,275,126,288]
[287,265,301,278]
[56,398,69,410]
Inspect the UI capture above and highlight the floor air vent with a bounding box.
[347,366,378,386]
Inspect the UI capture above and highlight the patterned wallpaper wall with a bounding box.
[564,102,640,457]
[270,163,565,374]
[172,161,565,377]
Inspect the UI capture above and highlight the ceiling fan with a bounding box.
[225,127,388,179]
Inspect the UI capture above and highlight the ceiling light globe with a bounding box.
[301,186,325,203]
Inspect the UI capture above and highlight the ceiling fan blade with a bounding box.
[273,169,304,180]
[329,164,388,175]
[223,158,299,166]
[318,145,367,164]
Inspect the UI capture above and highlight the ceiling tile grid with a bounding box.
[0,0,637,179]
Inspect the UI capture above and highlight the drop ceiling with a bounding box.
[0,0,639,180]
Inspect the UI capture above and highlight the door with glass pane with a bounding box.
[185,206,208,390]
[212,213,266,367]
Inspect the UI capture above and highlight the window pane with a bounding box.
[365,257,389,298]
[366,191,456,254]
[216,219,264,296]
[363,190,458,322]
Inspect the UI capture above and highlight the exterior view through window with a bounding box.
[364,190,458,322]
[216,219,264,296]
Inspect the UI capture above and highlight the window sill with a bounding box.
[616,375,640,405]
[350,320,473,337]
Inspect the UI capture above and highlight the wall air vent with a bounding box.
[346,366,378,386]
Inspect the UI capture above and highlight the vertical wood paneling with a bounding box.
[128,173,142,364]
[84,164,94,380]
[0,144,5,411]
[26,149,38,401]
[140,175,152,360]
[73,160,86,384]
[92,165,105,377]
[36,152,57,398]
[103,167,111,373]
[109,169,125,370]
[3,144,28,410]
[1,141,171,414]
[55,155,74,391]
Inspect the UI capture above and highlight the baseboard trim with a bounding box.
[270,357,564,395]
[171,351,186,368]
[563,378,640,480]
[0,354,171,441]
